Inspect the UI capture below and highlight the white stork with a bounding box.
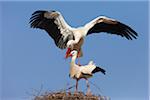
[29,10,138,59]
[69,50,106,94]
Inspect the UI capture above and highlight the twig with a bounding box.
[89,80,103,96]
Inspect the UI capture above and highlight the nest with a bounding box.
[34,91,109,100]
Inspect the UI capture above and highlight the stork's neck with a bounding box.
[70,54,77,65]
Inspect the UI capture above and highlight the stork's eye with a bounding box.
[72,52,74,55]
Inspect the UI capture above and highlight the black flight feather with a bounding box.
[92,66,106,75]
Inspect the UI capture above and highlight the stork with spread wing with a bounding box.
[29,10,138,60]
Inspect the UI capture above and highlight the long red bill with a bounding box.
[65,48,71,58]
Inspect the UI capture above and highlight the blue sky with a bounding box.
[0,1,149,100]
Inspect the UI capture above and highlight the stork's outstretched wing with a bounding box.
[85,16,138,40]
[29,10,74,49]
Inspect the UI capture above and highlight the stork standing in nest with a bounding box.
[29,10,138,63]
[69,50,106,95]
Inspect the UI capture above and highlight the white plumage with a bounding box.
[69,50,106,94]
[29,10,138,59]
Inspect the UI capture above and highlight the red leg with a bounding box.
[75,79,78,93]
[85,78,92,95]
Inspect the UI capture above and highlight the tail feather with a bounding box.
[92,66,106,75]
[88,61,94,65]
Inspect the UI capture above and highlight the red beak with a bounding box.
[65,48,72,58]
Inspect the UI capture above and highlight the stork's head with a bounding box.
[67,40,74,49]
[69,50,78,57]
[65,40,75,59]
